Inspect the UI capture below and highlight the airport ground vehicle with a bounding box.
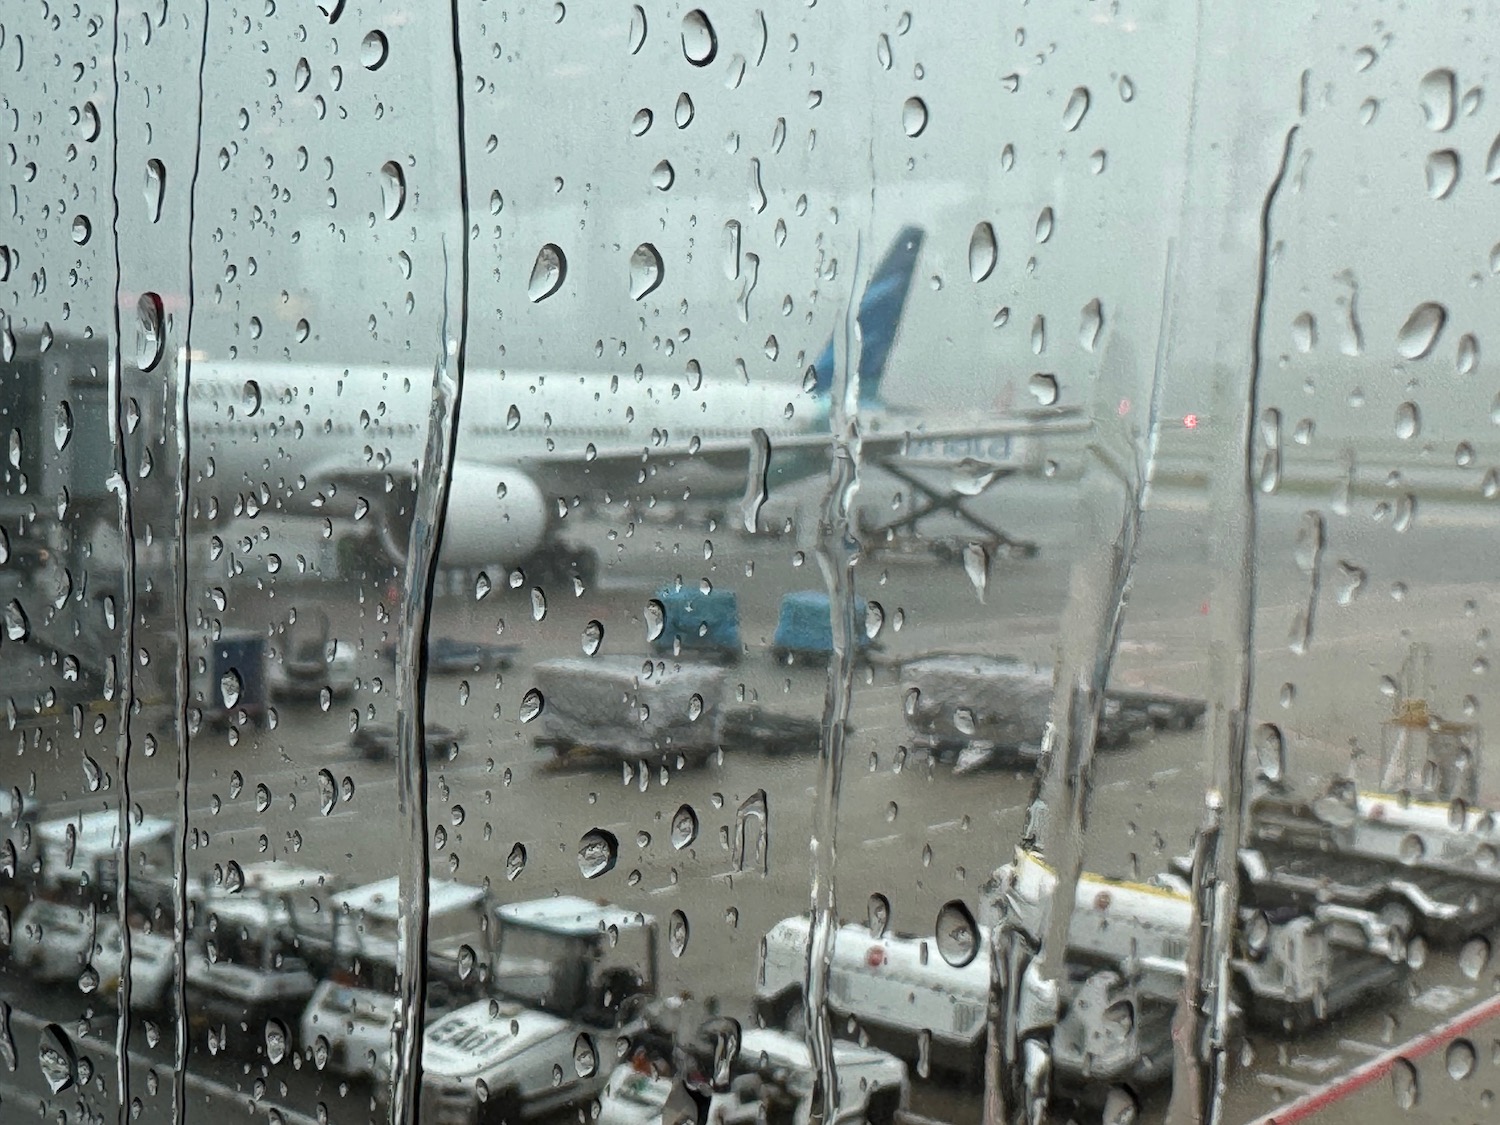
[417,896,659,1123]
[33,810,175,918]
[757,914,991,1078]
[1244,698,1500,944]
[899,654,1202,764]
[757,848,1404,1096]
[651,585,741,661]
[9,899,174,1011]
[531,658,726,767]
[300,876,490,1081]
[596,1026,909,1125]
[352,721,465,762]
[267,636,356,702]
[994,847,1405,1104]
[771,591,876,664]
[183,864,344,1054]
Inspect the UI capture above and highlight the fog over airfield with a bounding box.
[94,0,1500,465]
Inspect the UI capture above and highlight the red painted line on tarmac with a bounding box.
[1248,990,1500,1125]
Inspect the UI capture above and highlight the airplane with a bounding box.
[182,225,1088,584]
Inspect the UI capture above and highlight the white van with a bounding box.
[416,896,659,1124]
[300,876,490,1081]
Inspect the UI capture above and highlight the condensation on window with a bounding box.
[1,4,1497,1125]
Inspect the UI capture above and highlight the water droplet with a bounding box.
[38,1024,76,1094]
[687,693,704,721]
[967,222,997,282]
[1062,86,1091,131]
[1035,207,1054,243]
[674,92,695,128]
[868,893,891,937]
[962,543,989,600]
[916,1029,932,1079]
[1399,833,1426,864]
[651,160,675,191]
[1254,723,1286,781]
[628,243,664,300]
[312,1035,330,1070]
[901,97,928,137]
[506,842,528,881]
[1459,936,1490,979]
[531,243,570,301]
[934,901,979,968]
[1425,150,1460,199]
[681,10,717,66]
[1392,1057,1419,1109]
[671,805,699,849]
[645,599,666,640]
[474,572,492,601]
[582,620,604,656]
[70,215,92,245]
[1395,401,1421,440]
[1028,373,1059,406]
[1335,561,1366,605]
[144,159,165,222]
[379,161,406,219]
[1397,302,1447,359]
[506,404,522,431]
[220,668,243,708]
[531,587,547,622]
[360,30,388,71]
[668,910,690,957]
[1419,68,1456,131]
[135,292,165,371]
[578,829,619,878]
[1102,1087,1140,1125]
[1457,333,1479,375]
[519,689,544,723]
[1488,135,1500,183]
[626,3,648,53]
[265,1019,288,1064]
[1446,1038,1476,1080]
[1079,298,1103,352]
[630,107,653,137]
[256,783,271,813]
[1292,312,1316,353]
[572,1033,598,1078]
[317,769,336,815]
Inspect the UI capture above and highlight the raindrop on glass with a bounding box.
[379,161,406,220]
[901,97,928,137]
[1062,86,1090,131]
[628,243,664,301]
[967,222,997,283]
[578,828,619,878]
[681,10,717,66]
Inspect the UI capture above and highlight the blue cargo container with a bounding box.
[652,586,741,661]
[772,591,873,661]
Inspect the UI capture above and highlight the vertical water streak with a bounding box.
[803,233,865,1125]
[1164,122,1299,1125]
[105,5,137,1115]
[388,7,472,1116]
[993,268,1170,1125]
[170,5,213,1119]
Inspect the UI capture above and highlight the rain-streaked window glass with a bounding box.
[2,3,1499,1124]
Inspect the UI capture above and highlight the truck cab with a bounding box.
[184,864,342,1054]
[299,875,490,1082]
[32,810,175,920]
[417,896,658,1124]
[756,913,991,1077]
[596,1026,909,1125]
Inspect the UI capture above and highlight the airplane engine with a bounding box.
[435,461,550,568]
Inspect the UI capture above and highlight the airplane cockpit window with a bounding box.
[3,3,1498,1123]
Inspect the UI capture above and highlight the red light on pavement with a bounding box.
[1183,413,1199,429]
[866,946,886,968]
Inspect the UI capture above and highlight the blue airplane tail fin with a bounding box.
[810,225,925,407]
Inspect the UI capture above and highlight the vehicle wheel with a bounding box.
[478,1086,524,1125]
[754,988,803,1032]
